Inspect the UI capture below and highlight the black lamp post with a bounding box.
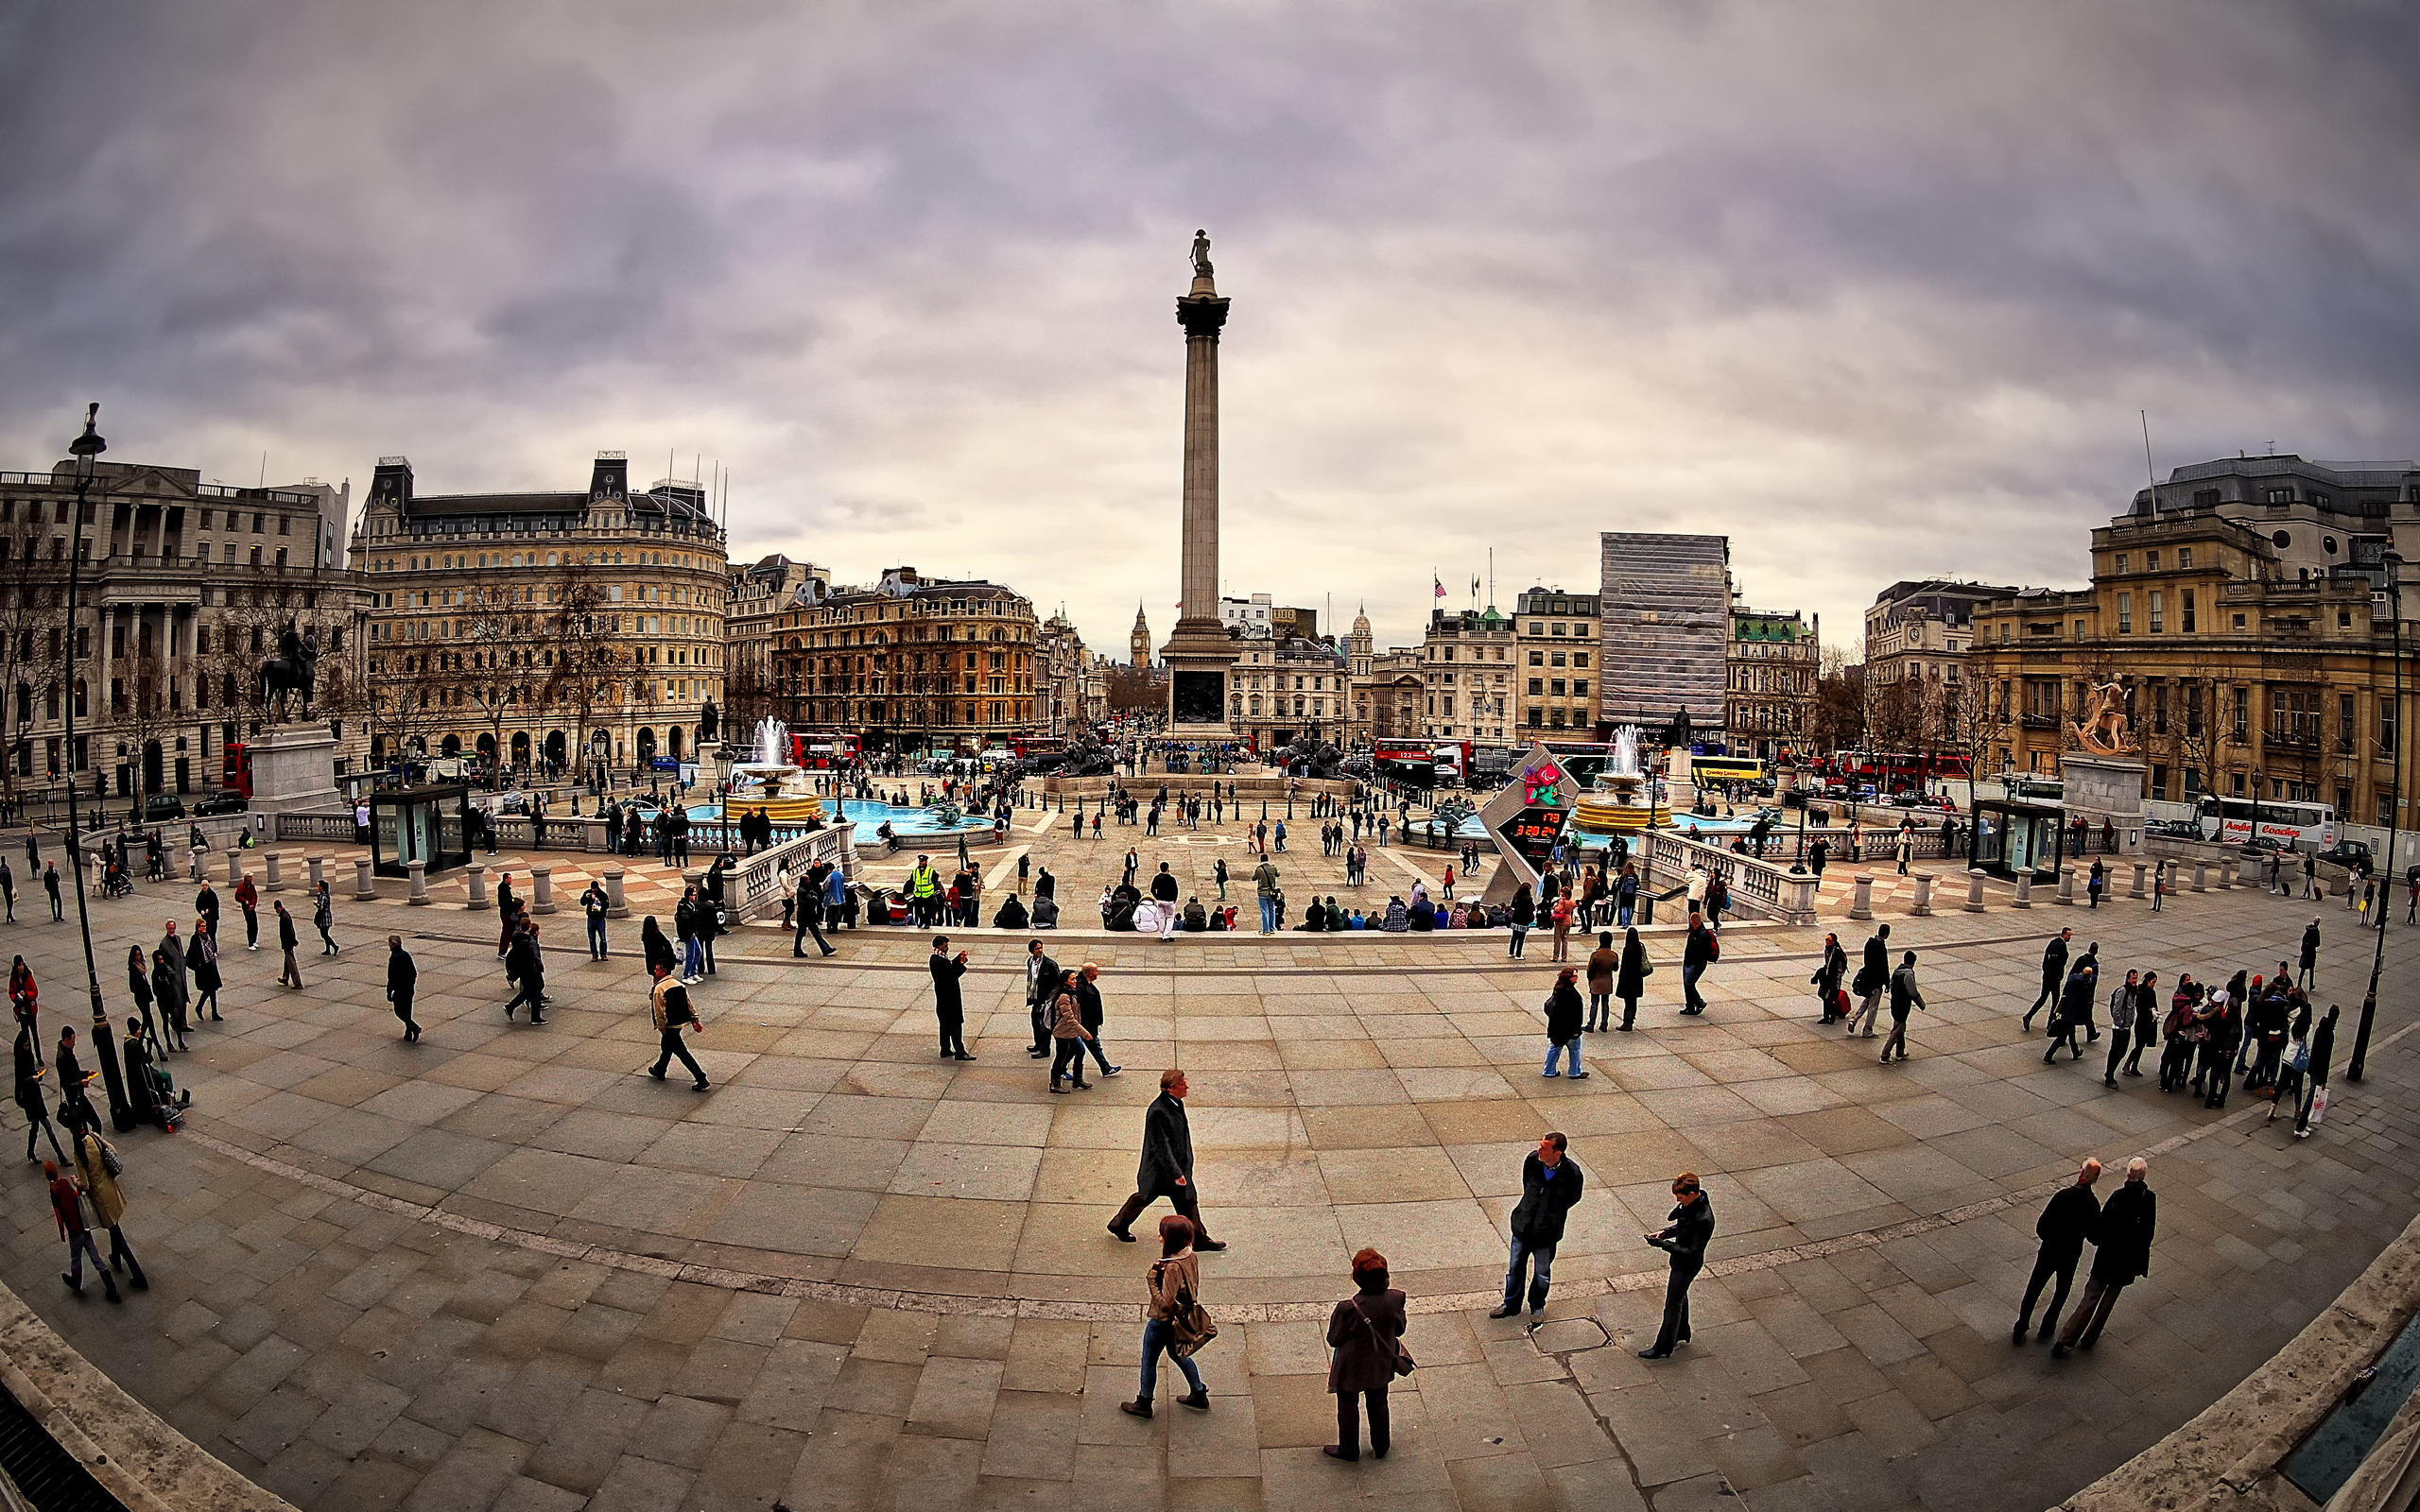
[60,407,131,1129]
[2351,550,2404,1082]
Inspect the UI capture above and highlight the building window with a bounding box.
[2117,593,2132,633]
[1573,680,1588,698]
[2384,696,2398,755]
[2115,554,2128,574]
[1527,708,1543,728]
[2148,592,2163,633]
[2072,620,2084,639]
[1528,678,1544,695]
[2233,687,2249,738]
[2181,591,2195,632]
[2179,548,2192,568]
[1528,649,1544,666]
[1549,651,1566,668]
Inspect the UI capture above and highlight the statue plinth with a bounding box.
[2060,752,2147,856]
[247,724,341,818]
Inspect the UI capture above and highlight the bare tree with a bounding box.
[0,517,66,802]
[1941,673,2009,812]
[1808,643,1865,755]
[457,584,539,789]
[539,565,631,782]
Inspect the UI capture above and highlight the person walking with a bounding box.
[44,862,62,922]
[274,900,303,989]
[1024,939,1060,1059]
[1881,950,1927,1063]
[2299,919,2320,989]
[582,880,611,961]
[73,1124,146,1292]
[646,963,711,1091]
[2014,1160,2101,1344]
[1547,891,1574,963]
[1847,924,1891,1038]
[1583,933,1616,1032]
[1046,969,1093,1092]
[312,880,338,955]
[1812,933,1849,1024]
[2149,858,2166,913]
[0,856,14,923]
[1615,927,1652,1031]
[2121,971,2160,1077]
[234,872,259,949]
[2101,971,2140,1088]
[1894,826,1912,877]
[1638,1172,1714,1358]
[2053,1157,2156,1355]
[2086,860,2104,910]
[1253,855,1282,936]
[1680,915,1715,1015]
[387,936,422,1041]
[792,868,836,958]
[15,1029,64,1164]
[189,919,221,1022]
[1508,883,1534,958]
[1119,1214,1212,1419]
[1542,967,1587,1078]
[47,1159,118,1303]
[7,958,36,1065]
[930,936,973,1061]
[1076,962,1121,1078]
[503,920,548,1023]
[2024,929,2072,1031]
[2045,961,2096,1063]
[1491,1132,1584,1327]
[1107,1069,1224,1249]
[2296,1005,2339,1138]
[1323,1248,1407,1462]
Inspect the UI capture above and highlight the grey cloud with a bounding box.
[1,0,2415,655]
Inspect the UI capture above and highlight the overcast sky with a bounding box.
[4,1,2415,658]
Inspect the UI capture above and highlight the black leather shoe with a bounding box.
[1488,1303,1520,1319]
[1638,1348,1671,1359]
[1108,1225,1135,1243]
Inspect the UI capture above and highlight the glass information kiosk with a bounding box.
[371,784,473,878]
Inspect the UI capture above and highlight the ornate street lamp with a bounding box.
[60,406,131,1128]
[2351,550,2404,1082]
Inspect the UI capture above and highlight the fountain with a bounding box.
[721,718,830,823]
[1569,727,1667,840]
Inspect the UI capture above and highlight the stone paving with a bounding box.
[0,824,2411,1511]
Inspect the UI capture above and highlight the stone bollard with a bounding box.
[2014,873,2033,908]
[2129,863,2147,901]
[466,864,490,910]
[406,858,429,905]
[532,867,556,915]
[1965,869,1988,913]
[307,854,325,893]
[1910,873,1934,917]
[227,850,244,885]
[2055,867,2076,905]
[264,851,286,891]
[2191,863,2207,893]
[1849,874,1875,920]
[605,866,630,919]
[354,857,375,900]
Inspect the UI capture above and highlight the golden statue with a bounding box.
[2071,681,2136,757]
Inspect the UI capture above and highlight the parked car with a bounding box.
[141,793,185,822]
[190,790,249,816]
[2145,817,2203,839]
[2238,835,2290,858]
[2313,839,2376,876]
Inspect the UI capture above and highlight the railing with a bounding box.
[272,812,358,843]
[713,823,859,921]
[1639,829,1820,926]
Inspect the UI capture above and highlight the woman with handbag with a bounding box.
[1616,928,1653,1032]
[73,1123,147,1291]
[1324,1247,1409,1463]
[1121,1214,1211,1419]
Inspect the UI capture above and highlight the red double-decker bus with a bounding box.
[783,732,861,770]
[221,743,254,799]
[1832,749,1972,793]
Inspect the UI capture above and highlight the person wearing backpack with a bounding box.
[1323,1247,1409,1463]
[1881,950,1927,1064]
[1681,917,1716,1015]
[1121,1214,1211,1419]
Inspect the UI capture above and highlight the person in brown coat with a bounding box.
[1046,970,1094,1092]
[1324,1247,1408,1462]
[1584,933,1617,1032]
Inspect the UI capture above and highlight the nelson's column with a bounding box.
[1161,229,1242,735]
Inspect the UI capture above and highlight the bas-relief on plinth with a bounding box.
[2062,680,2146,855]
[1162,231,1241,736]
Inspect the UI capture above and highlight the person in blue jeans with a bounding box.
[1490,1133,1584,1327]
[1254,859,1282,935]
[1543,967,1586,1078]
[1120,1214,1210,1418]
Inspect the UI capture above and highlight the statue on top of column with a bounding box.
[1190,229,1213,279]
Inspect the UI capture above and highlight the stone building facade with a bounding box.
[1512,586,1601,737]
[1419,606,1515,745]
[1232,633,1347,752]
[1964,455,2416,825]
[1,456,372,808]
[352,453,726,777]
[725,554,826,734]
[1599,532,1731,742]
[771,567,1041,755]
[1725,606,1820,760]
[1344,609,1424,749]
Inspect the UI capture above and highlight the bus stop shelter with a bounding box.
[1969,798,2066,882]
[371,784,473,878]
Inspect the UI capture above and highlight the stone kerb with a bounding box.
[2061,1211,2420,1512]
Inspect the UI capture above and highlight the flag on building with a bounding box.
[1434,576,1446,598]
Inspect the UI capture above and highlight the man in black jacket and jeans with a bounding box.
[1107,1069,1224,1249]
[2014,1160,2100,1344]
[1640,1171,1713,1358]
[2024,929,2072,1031]
[1492,1132,1585,1327]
